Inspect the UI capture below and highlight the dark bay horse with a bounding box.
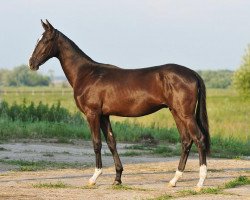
[29,20,210,190]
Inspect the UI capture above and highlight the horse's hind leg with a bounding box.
[100,115,123,185]
[181,115,207,190]
[169,110,193,187]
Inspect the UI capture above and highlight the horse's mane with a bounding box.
[58,30,97,63]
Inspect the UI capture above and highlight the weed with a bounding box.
[151,145,180,157]
[0,159,91,171]
[224,176,250,189]
[125,144,153,151]
[42,152,54,157]
[200,187,222,194]
[151,176,250,200]
[120,151,142,157]
[0,147,8,151]
[33,181,69,188]
[111,184,148,191]
[61,151,70,154]
[177,189,198,196]
[103,151,112,156]
[151,194,173,200]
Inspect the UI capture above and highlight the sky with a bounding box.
[0,0,250,76]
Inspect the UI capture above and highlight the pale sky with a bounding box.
[0,0,250,76]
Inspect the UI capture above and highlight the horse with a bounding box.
[29,20,210,190]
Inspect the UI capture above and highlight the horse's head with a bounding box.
[29,20,58,71]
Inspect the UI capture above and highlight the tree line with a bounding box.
[0,44,249,95]
[0,65,51,87]
[0,65,234,88]
[197,70,233,89]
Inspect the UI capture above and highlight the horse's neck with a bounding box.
[56,33,95,87]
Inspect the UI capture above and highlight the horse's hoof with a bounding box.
[112,180,122,185]
[195,186,202,192]
[168,181,176,187]
[88,180,96,186]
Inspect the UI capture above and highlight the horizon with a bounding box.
[0,1,250,76]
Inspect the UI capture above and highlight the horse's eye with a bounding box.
[44,39,49,44]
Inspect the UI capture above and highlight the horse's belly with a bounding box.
[102,100,166,117]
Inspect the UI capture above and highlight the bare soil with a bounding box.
[0,141,249,200]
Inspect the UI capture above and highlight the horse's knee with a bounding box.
[181,139,192,152]
[108,144,116,154]
[116,166,123,173]
[107,138,117,153]
[193,136,206,150]
[93,141,102,153]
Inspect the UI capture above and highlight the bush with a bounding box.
[233,45,250,95]
[0,99,83,124]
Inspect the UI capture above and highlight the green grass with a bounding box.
[1,87,249,142]
[111,184,149,191]
[33,182,101,190]
[32,182,149,191]
[120,151,142,157]
[224,176,250,189]
[152,176,250,200]
[0,159,91,171]
[0,118,249,158]
[211,135,250,158]
[42,152,54,157]
[125,144,153,151]
[1,88,250,158]
[113,89,250,142]
[0,147,8,151]
[1,86,77,112]
[151,145,181,157]
[152,194,173,200]
[127,141,250,158]
[178,187,222,196]
[0,117,179,144]
[33,181,70,189]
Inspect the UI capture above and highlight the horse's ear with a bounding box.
[45,19,55,31]
[41,19,48,31]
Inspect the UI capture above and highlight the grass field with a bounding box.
[0,86,250,158]
[1,86,249,141]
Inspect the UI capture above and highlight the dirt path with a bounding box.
[0,141,249,200]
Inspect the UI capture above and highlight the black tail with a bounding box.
[195,73,210,155]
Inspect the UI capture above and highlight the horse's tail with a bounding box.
[195,73,210,155]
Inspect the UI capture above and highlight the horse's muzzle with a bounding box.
[29,57,39,71]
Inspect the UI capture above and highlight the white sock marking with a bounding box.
[169,170,183,186]
[197,164,207,188]
[89,168,102,184]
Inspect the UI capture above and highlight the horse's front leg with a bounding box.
[100,115,123,185]
[86,111,103,186]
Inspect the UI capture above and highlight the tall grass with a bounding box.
[1,88,248,141]
[112,89,250,141]
[0,100,249,158]
[0,100,178,143]
[0,86,77,112]
[0,99,82,124]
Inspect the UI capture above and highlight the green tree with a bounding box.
[197,70,233,89]
[233,45,250,95]
[0,65,51,86]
